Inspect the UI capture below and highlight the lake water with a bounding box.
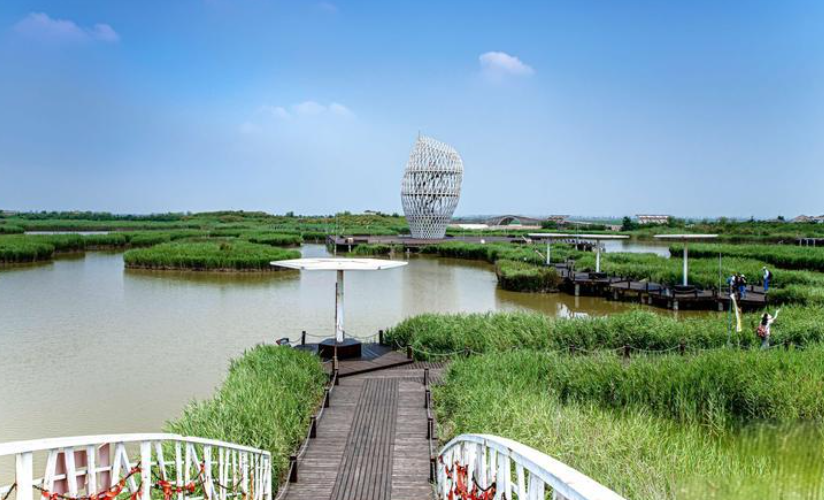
[0,243,675,445]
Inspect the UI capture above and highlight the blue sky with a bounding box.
[0,0,822,218]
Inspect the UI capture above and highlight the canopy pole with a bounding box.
[335,270,345,342]
[683,243,689,286]
[596,244,602,273]
[546,240,551,266]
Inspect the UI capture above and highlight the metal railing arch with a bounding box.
[438,434,625,500]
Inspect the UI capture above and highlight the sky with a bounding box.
[0,0,822,218]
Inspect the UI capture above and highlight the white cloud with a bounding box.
[329,102,353,117]
[241,100,354,134]
[258,105,291,119]
[479,51,534,81]
[13,12,120,44]
[90,23,120,43]
[293,101,327,116]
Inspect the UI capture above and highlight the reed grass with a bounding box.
[165,345,326,492]
[385,307,824,356]
[350,244,395,255]
[676,243,824,272]
[495,259,560,292]
[123,240,300,271]
[435,352,824,499]
[241,232,303,247]
[0,224,24,234]
[0,236,55,263]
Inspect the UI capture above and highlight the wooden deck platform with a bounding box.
[282,364,442,500]
[298,343,414,378]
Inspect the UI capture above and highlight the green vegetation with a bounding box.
[165,345,326,492]
[495,259,560,292]
[628,219,824,243]
[436,351,824,499]
[532,348,824,426]
[242,232,303,247]
[0,224,24,234]
[385,308,824,356]
[679,243,824,272]
[350,243,395,255]
[0,236,55,263]
[123,240,300,271]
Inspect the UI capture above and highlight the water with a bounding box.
[0,244,662,445]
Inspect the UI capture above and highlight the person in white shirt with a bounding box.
[757,309,780,349]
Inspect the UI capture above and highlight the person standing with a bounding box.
[739,274,748,299]
[757,309,780,349]
[762,267,773,292]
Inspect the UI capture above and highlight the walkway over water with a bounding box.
[282,362,443,500]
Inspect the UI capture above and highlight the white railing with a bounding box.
[438,434,625,500]
[0,434,271,500]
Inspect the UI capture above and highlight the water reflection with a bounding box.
[0,244,683,445]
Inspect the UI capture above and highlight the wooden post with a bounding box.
[569,345,576,355]
[323,389,330,408]
[378,329,384,346]
[424,368,429,386]
[309,416,317,438]
[407,345,413,360]
[429,456,437,483]
[623,345,631,358]
[289,455,298,483]
[463,347,471,358]
[301,331,306,346]
[679,341,686,355]
[333,368,339,385]
[425,389,431,409]
[427,416,434,439]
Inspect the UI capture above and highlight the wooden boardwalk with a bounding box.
[283,363,441,500]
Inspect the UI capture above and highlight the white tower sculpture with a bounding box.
[401,135,464,239]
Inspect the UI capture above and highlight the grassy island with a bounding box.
[123,240,300,271]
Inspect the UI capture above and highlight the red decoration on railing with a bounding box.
[441,457,497,500]
[36,465,142,500]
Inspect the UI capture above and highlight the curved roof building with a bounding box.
[401,135,464,239]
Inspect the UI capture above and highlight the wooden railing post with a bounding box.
[290,455,298,483]
[427,416,434,439]
[407,345,413,360]
[623,345,631,358]
[323,389,330,408]
[425,389,431,409]
[301,331,306,346]
[679,340,686,355]
[309,416,317,439]
[423,368,429,386]
[378,329,384,346]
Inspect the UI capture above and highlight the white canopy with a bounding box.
[528,233,628,240]
[653,234,718,240]
[271,258,408,271]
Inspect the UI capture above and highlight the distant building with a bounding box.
[792,215,824,224]
[636,215,670,225]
